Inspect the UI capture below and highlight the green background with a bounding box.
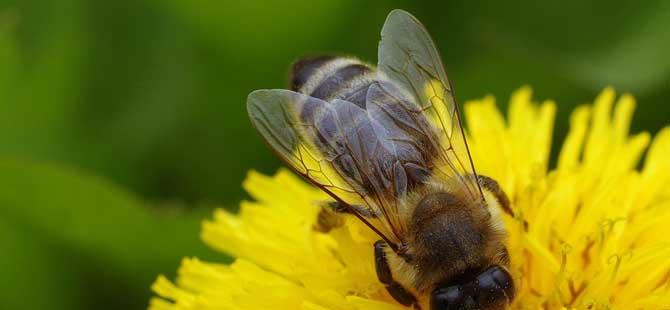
[0,1,668,309]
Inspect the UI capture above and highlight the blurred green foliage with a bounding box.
[0,0,668,309]
[0,158,220,309]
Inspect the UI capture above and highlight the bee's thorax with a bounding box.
[404,189,508,291]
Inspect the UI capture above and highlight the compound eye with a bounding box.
[475,265,515,304]
[430,285,475,310]
[430,266,515,310]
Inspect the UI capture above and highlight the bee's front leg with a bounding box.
[375,240,421,310]
[323,201,380,217]
[477,175,529,230]
[476,175,512,216]
[313,201,378,232]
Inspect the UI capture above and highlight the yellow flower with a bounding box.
[149,87,670,310]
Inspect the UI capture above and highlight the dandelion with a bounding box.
[149,87,670,309]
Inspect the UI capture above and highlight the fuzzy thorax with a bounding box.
[388,177,510,292]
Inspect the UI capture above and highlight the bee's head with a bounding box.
[429,265,515,310]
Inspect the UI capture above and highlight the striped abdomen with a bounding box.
[290,56,377,108]
[289,56,436,197]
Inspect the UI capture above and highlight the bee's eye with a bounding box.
[430,266,515,310]
[430,285,473,310]
[476,265,515,304]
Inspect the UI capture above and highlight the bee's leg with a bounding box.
[313,201,378,232]
[324,201,379,217]
[374,240,421,310]
[476,175,512,216]
[477,175,529,230]
[313,203,344,232]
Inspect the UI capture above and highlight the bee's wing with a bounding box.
[377,9,483,201]
[248,89,413,246]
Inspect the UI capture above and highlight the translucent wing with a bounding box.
[377,9,483,201]
[248,89,426,247]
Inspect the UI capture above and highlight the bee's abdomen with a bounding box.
[290,55,337,91]
[311,63,370,100]
[290,56,374,108]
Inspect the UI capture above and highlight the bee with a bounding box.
[247,9,515,310]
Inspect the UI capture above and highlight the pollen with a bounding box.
[149,87,670,310]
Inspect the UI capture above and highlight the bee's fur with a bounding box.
[314,173,511,295]
[293,58,365,94]
[387,175,509,293]
[293,55,512,301]
[291,57,381,108]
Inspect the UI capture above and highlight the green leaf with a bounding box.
[0,218,85,309]
[0,158,221,309]
[566,1,670,93]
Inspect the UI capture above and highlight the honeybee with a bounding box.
[247,9,515,310]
